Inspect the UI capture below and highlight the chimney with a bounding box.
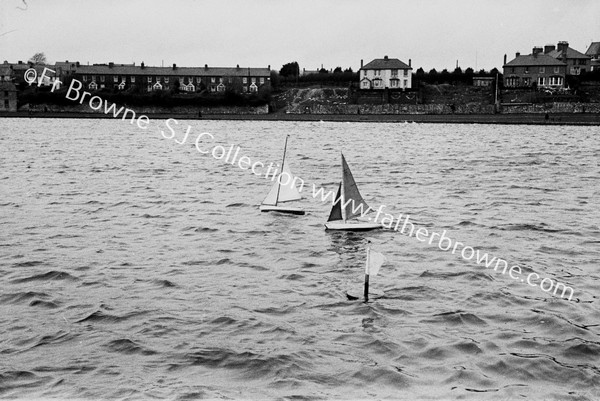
[172,63,177,69]
[360,59,363,68]
[236,64,239,69]
[409,59,411,67]
[515,52,520,58]
[18,60,22,64]
[557,41,569,55]
[204,64,208,70]
[141,62,145,69]
[268,64,270,70]
[544,44,555,54]
[503,54,507,65]
[384,55,389,61]
[76,61,80,67]
[532,47,543,56]
[109,62,114,68]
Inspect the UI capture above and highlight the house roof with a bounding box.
[504,53,565,67]
[548,46,590,59]
[586,42,600,57]
[73,64,270,77]
[362,57,411,70]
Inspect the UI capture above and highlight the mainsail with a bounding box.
[340,153,371,220]
[261,162,302,205]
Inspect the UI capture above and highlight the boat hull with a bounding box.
[324,221,382,231]
[260,204,305,215]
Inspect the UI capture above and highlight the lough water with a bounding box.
[0,118,599,400]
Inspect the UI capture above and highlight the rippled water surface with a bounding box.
[1,118,599,400]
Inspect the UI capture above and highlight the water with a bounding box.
[1,118,599,400]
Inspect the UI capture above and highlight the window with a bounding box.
[251,77,256,83]
[83,75,87,82]
[554,66,560,73]
[217,83,226,92]
[361,80,370,89]
[390,80,398,88]
[539,66,545,73]
[404,70,408,76]
[549,76,563,86]
[113,76,118,83]
[579,59,586,65]
[100,76,105,82]
[260,77,265,84]
[147,84,152,91]
[4,99,9,109]
[375,69,380,76]
[373,79,381,88]
[403,79,408,87]
[131,76,135,83]
[524,67,529,74]
[249,83,258,92]
[537,77,545,86]
[242,77,247,84]
[165,77,169,83]
[148,76,152,82]
[391,69,398,77]
[211,77,216,83]
[89,82,97,90]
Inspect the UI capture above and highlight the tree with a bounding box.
[318,68,328,74]
[416,67,425,75]
[279,62,300,78]
[29,52,47,65]
[333,66,343,73]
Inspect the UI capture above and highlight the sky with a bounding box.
[1,0,599,73]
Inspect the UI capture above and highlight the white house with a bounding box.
[360,55,412,90]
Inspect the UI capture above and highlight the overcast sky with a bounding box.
[1,0,599,72]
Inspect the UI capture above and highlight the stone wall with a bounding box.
[500,102,600,114]
[19,103,269,115]
[287,102,495,115]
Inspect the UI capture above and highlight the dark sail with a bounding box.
[341,153,371,220]
[327,183,343,222]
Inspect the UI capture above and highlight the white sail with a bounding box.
[261,162,302,205]
[365,248,386,276]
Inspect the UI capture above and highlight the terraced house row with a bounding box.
[1,60,272,94]
[502,41,600,89]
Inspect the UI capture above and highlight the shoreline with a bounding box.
[1,111,599,125]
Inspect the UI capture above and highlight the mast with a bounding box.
[364,247,370,301]
[275,135,289,206]
[341,152,347,222]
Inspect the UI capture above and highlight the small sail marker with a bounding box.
[347,247,387,301]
